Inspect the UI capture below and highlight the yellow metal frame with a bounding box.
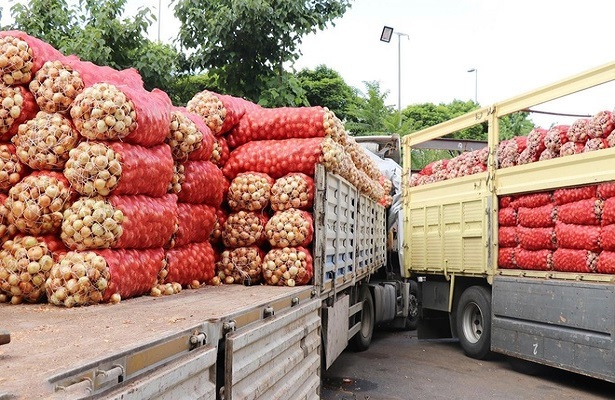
[402,60,615,286]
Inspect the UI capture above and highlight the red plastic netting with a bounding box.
[210,208,228,245]
[61,194,178,250]
[515,249,553,271]
[227,172,274,211]
[222,211,268,248]
[597,251,615,274]
[602,197,615,226]
[498,208,517,226]
[557,198,602,226]
[64,142,173,197]
[498,226,518,248]
[600,224,615,251]
[588,111,614,139]
[207,136,230,166]
[176,161,226,207]
[517,227,556,250]
[271,173,315,212]
[0,31,64,85]
[543,125,569,153]
[163,241,216,286]
[28,60,84,114]
[186,90,247,136]
[223,138,323,180]
[0,193,16,245]
[499,196,514,208]
[555,223,601,252]
[0,144,28,193]
[597,182,615,200]
[262,246,314,286]
[510,193,552,209]
[1,84,38,141]
[166,106,211,161]
[171,203,216,248]
[497,136,527,168]
[567,118,591,143]
[215,246,264,285]
[517,204,557,228]
[552,248,598,273]
[265,209,314,248]
[538,149,558,161]
[583,138,609,153]
[559,142,585,157]
[553,185,596,205]
[498,247,517,269]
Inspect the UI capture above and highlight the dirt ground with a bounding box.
[321,329,614,400]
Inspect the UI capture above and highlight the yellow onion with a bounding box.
[262,247,312,287]
[270,173,314,211]
[29,60,84,113]
[61,197,124,250]
[215,247,263,285]
[168,163,185,194]
[0,144,26,192]
[64,142,122,196]
[227,172,273,211]
[186,90,226,135]
[167,110,204,160]
[0,36,33,85]
[222,211,266,248]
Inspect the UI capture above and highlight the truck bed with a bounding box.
[0,284,312,399]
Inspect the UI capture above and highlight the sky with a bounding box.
[2,0,615,128]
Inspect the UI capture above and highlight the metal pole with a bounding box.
[468,68,477,103]
[396,32,409,128]
[157,0,162,42]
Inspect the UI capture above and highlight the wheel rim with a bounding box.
[408,294,419,319]
[360,298,373,337]
[461,301,483,344]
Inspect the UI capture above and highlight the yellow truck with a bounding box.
[403,61,615,380]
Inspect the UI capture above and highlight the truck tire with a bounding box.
[404,281,419,331]
[456,286,492,360]
[351,286,374,351]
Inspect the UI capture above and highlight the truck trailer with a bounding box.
[404,60,615,381]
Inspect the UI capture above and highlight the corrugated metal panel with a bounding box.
[225,298,321,400]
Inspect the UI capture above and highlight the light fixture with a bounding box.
[380,26,394,43]
[380,26,409,128]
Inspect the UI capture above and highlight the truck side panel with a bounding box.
[492,276,615,382]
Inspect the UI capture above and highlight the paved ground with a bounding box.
[321,328,614,400]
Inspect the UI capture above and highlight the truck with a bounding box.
[404,60,615,381]
[0,157,413,399]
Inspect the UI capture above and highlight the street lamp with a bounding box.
[467,68,478,104]
[380,26,409,128]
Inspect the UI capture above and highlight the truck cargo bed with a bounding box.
[0,285,313,399]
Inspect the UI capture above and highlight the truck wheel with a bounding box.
[404,281,419,331]
[456,286,492,360]
[351,286,374,351]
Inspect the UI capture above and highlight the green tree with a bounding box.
[403,100,485,139]
[8,0,181,92]
[173,0,351,105]
[297,65,359,121]
[499,111,534,139]
[345,81,394,135]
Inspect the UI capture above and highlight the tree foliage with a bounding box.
[297,65,358,121]
[7,0,180,92]
[173,0,351,105]
[344,81,393,135]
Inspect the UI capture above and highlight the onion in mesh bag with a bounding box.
[61,194,178,250]
[498,247,516,269]
[262,246,313,287]
[587,110,614,139]
[167,108,204,160]
[46,248,164,306]
[583,138,609,153]
[0,144,28,193]
[162,241,216,287]
[208,136,230,166]
[0,235,55,304]
[265,209,314,248]
[6,171,73,235]
[64,141,173,197]
[210,208,227,245]
[0,194,16,245]
[186,90,246,136]
[227,172,274,211]
[0,83,38,141]
[28,60,85,114]
[566,118,590,143]
[0,35,34,85]
[557,198,603,226]
[555,223,601,252]
[222,210,268,248]
[597,251,615,274]
[170,203,217,248]
[515,249,553,271]
[271,173,315,211]
[176,160,227,207]
[553,185,596,205]
[13,111,80,170]
[216,246,264,285]
[552,248,598,273]
[543,125,569,152]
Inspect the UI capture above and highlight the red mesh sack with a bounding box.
[543,125,569,152]
[0,194,17,245]
[47,248,164,306]
[163,241,216,286]
[186,90,247,136]
[597,182,615,200]
[527,128,547,154]
[497,136,527,168]
[553,185,596,205]
[567,118,591,143]
[517,227,556,250]
[498,226,518,248]
[210,208,227,245]
[602,197,615,226]
[271,173,315,212]
[227,172,274,211]
[515,249,553,271]
[597,251,615,274]
[1,84,38,141]
[555,223,601,252]
[64,142,173,198]
[552,248,598,273]
[262,246,313,286]
[517,147,539,165]
[223,138,323,180]
[62,57,144,89]
[538,149,558,161]
[588,110,614,139]
[498,247,517,269]
[510,193,552,209]
[0,31,65,85]
[557,198,602,226]
[0,144,29,193]
[166,106,211,161]
[583,138,609,153]
[61,194,178,250]
[171,203,217,248]
[215,246,264,285]
[559,142,585,157]
[420,160,439,176]
[176,161,226,207]
[28,60,85,114]
[600,224,615,251]
[206,136,230,166]
[225,106,330,148]
[265,209,314,248]
[222,211,268,248]
[517,204,557,228]
[499,196,514,208]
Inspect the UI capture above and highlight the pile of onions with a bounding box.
[0,194,17,245]
[215,246,263,285]
[210,208,227,245]
[227,172,274,211]
[0,144,27,192]
[588,111,615,138]
[168,163,184,194]
[70,82,137,141]
[210,136,230,166]
[262,247,313,287]
[61,197,124,250]
[265,209,314,248]
[345,137,381,181]
[150,282,183,297]
[0,236,54,304]
[162,241,216,287]
[167,109,204,160]
[64,141,122,196]
[567,118,590,143]
[270,173,314,211]
[222,210,267,248]
[186,90,227,135]
[13,111,80,170]
[1,84,27,137]
[0,35,33,85]
[6,171,73,235]
[29,60,84,113]
[46,250,110,306]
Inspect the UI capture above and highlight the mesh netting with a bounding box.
[0,144,28,193]
[597,182,615,200]
[0,34,34,85]
[587,111,614,139]
[510,193,552,209]
[543,125,569,153]
[583,138,609,153]
[162,241,216,287]
[498,247,517,269]
[515,249,553,271]
[215,246,264,285]
[0,83,38,141]
[555,223,601,252]
[265,209,314,248]
[262,246,313,286]
[186,90,246,136]
[553,185,596,205]
[29,60,84,114]
[597,251,615,274]
[227,172,274,211]
[270,173,315,212]
[167,107,205,161]
[176,161,226,207]
[207,136,230,166]
[567,118,590,143]
[557,198,602,226]
[210,208,228,245]
[222,211,268,248]
[517,204,557,228]
[600,224,615,251]
[559,141,584,157]
[517,227,556,250]
[552,248,598,273]
[171,203,216,248]
[498,226,518,248]
[498,208,517,227]
[602,197,615,226]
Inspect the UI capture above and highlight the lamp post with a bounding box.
[157,0,162,42]
[467,68,478,104]
[380,26,409,128]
